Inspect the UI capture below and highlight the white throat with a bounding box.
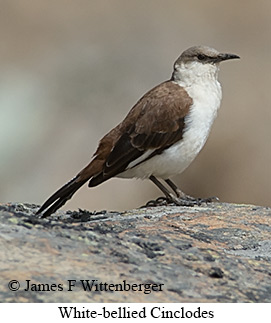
[172,61,220,88]
[172,61,222,119]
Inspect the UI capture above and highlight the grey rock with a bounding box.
[1,202,271,302]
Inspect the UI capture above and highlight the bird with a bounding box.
[36,45,239,218]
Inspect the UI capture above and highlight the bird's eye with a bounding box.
[197,54,205,61]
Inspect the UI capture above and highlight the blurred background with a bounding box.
[1,0,271,211]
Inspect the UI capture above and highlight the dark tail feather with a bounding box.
[36,176,88,218]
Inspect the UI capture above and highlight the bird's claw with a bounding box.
[143,195,219,208]
[143,196,169,207]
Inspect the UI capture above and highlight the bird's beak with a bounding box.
[216,53,240,62]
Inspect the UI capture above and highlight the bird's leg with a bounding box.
[144,176,218,207]
[149,176,172,200]
[146,176,198,207]
[165,178,192,199]
[144,176,172,206]
[165,178,219,205]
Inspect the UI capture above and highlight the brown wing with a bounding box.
[79,81,192,186]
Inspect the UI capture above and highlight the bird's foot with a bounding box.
[143,197,170,207]
[170,194,219,206]
[199,196,219,204]
[143,195,219,208]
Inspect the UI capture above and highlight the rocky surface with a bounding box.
[1,202,271,302]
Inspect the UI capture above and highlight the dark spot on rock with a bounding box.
[134,240,164,258]
[168,288,183,296]
[208,267,224,278]
[204,255,216,262]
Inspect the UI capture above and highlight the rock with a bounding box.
[1,202,271,302]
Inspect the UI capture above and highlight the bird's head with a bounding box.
[172,45,240,85]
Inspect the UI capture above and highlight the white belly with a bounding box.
[118,80,222,180]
